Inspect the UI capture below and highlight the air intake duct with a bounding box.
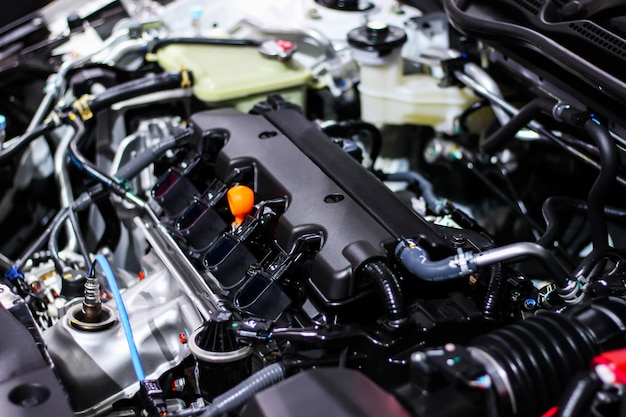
[469,297,626,417]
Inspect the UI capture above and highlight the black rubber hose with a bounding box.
[536,196,626,248]
[0,121,56,161]
[361,261,408,326]
[94,197,122,252]
[87,71,193,114]
[149,37,261,53]
[479,97,556,154]
[553,372,601,417]
[583,119,619,251]
[114,127,193,180]
[471,297,626,417]
[483,263,504,320]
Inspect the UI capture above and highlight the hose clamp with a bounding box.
[454,248,473,276]
[73,95,93,121]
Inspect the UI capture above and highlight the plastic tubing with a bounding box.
[92,254,145,381]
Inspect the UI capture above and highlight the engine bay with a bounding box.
[2,1,626,416]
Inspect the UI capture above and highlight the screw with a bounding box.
[452,234,466,247]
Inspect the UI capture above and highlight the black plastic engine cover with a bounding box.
[239,368,411,417]
[189,109,449,302]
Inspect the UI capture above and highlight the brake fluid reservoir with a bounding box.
[152,43,311,111]
[348,22,475,133]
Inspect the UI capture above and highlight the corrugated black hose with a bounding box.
[361,261,408,327]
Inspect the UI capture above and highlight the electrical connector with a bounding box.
[139,380,167,417]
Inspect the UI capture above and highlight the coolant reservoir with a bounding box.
[153,43,311,111]
[348,22,475,133]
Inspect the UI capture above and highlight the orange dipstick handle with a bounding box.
[227,185,254,228]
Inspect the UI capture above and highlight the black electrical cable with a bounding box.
[479,97,556,154]
[149,37,261,53]
[360,261,408,326]
[0,120,56,162]
[582,119,619,251]
[67,205,91,267]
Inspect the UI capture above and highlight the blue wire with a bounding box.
[92,254,146,381]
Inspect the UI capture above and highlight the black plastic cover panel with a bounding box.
[189,109,447,301]
[240,368,411,417]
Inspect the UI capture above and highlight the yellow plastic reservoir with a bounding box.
[154,44,311,110]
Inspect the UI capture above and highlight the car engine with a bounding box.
[2,1,626,416]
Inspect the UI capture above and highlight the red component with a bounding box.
[179,331,188,344]
[275,39,294,51]
[540,406,558,417]
[138,270,146,281]
[592,348,626,384]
